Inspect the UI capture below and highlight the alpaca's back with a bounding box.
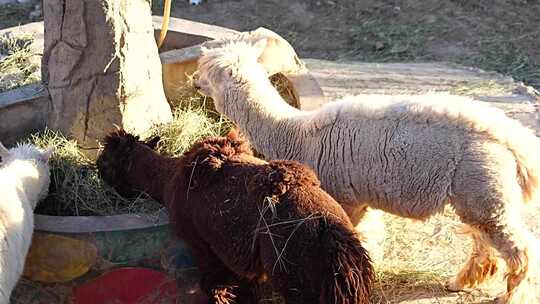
[301,93,540,218]
[178,150,373,302]
[303,110,462,218]
[256,171,373,303]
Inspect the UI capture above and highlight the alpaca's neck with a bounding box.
[223,72,306,160]
[128,148,180,203]
[0,160,39,242]
[5,160,45,209]
[0,160,38,303]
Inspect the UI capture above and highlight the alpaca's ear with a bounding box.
[41,147,55,162]
[200,46,212,56]
[226,129,240,140]
[194,77,212,96]
[252,38,267,59]
[144,136,160,150]
[224,68,233,78]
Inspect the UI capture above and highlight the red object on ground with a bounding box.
[72,267,178,304]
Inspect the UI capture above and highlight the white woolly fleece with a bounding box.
[197,40,540,297]
[0,143,51,302]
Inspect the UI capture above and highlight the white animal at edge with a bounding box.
[0,142,52,303]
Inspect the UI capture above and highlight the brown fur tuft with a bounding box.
[179,133,254,190]
[247,160,322,199]
[320,223,374,304]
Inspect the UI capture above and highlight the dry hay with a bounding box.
[166,71,300,111]
[28,129,162,216]
[150,105,233,158]
[0,33,40,92]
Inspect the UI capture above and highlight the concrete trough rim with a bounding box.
[34,211,170,233]
[0,83,48,108]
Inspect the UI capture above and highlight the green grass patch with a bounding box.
[0,3,36,29]
[462,34,540,87]
[449,80,513,96]
[347,20,540,89]
[347,20,433,62]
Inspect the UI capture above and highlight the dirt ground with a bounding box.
[152,0,540,89]
[2,0,539,88]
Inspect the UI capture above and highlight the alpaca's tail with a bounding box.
[320,222,374,304]
[471,115,540,203]
[498,121,540,204]
[401,94,540,204]
[434,95,540,204]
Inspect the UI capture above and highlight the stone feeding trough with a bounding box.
[0,16,324,302]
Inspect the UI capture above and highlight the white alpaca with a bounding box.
[195,39,540,304]
[0,142,52,303]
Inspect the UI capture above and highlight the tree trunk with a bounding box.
[42,0,172,149]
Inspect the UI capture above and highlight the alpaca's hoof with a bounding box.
[444,278,463,292]
[495,290,540,304]
[495,293,509,304]
[210,288,236,304]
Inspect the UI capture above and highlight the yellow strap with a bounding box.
[157,0,171,49]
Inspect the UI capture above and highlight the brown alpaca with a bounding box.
[97,130,374,304]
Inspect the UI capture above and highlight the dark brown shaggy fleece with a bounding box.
[97,130,374,304]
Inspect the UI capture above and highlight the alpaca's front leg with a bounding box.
[198,259,256,304]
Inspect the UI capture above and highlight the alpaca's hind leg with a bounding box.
[450,144,539,303]
[258,233,319,303]
[269,276,318,304]
[446,225,499,291]
[257,256,317,303]
[455,208,539,303]
[483,225,539,304]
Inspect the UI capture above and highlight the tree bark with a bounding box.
[42,0,172,149]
